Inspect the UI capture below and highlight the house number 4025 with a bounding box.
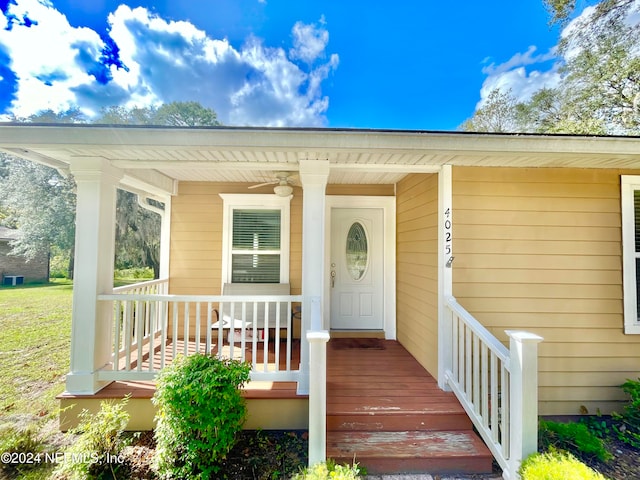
[444,208,453,262]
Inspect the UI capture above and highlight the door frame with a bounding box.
[324,196,396,339]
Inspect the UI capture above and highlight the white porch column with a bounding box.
[438,165,453,390]
[65,158,123,394]
[297,159,329,395]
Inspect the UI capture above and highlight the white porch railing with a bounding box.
[97,279,307,388]
[444,296,542,480]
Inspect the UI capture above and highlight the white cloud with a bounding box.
[477,45,561,108]
[0,0,107,117]
[289,19,329,64]
[0,0,339,126]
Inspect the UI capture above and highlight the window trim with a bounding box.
[621,176,640,334]
[220,194,291,285]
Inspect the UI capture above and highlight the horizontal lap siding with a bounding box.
[169,183,391,335]
[453,166,640,415]
[170,182,304,296]
[396,173,439,377]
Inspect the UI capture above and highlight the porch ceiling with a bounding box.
[1,124,640,189]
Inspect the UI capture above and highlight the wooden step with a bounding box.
[325,339,496,476]
[327,430,494,475]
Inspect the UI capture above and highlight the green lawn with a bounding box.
[0,280,73,418]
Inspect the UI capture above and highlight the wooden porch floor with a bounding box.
[60,338,494,475]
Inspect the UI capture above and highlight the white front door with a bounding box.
[330,207,384,330]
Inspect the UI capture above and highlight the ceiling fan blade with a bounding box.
[248,180,277,189]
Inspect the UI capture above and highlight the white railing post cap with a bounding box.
[306,331,330,342]
[505,330,543,343]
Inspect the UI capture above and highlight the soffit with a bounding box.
[1,125,639,185]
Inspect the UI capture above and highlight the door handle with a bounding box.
[330,270,336,288]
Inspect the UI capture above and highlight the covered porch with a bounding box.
[0,125,551,478]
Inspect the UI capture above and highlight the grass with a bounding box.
[0,281,73,480]
[0,280,73,417]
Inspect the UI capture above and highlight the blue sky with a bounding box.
[0,0,599,130]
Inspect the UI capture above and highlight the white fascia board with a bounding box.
[1,125,640,157]
[121,170,177,198]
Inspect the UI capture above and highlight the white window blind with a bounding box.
[231,209,281,283]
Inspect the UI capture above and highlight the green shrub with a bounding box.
[291,460,364,479]
[54,397,130,479]
[152,353,251,480]
[113,267,154,280]
[520,449,606,480]
[539,419,612,462]
[613,378,640,448]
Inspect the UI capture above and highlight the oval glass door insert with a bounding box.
[346,222,368,281]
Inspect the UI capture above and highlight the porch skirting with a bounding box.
[58,380,308,431]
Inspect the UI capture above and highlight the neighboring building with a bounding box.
[0,226,48,284]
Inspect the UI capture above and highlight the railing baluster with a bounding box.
[501,362,510,460]
[458,317,465,387]
[135,300,143,372]
[251,302,258,370]
[183,302,189,357]
[239,302,247,362]
[473,332,480,413]
[465,326,472,400]
[481,342,489,428]
[206,302,212,355]
[490,352,499,444]
[160,300,167,369]
[286,301,292,371]
[195,302,201,354]
[172,301,178,361]
[451,312,459,383]
[148,301,155,372]
[262,301,269,372]
[275,301,281,372]
[113,300,122,370]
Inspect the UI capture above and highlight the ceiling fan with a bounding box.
[248,171,297,196]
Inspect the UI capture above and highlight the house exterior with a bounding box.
[0,226,49,284]
[1,124,639,476]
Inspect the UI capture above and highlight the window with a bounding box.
[220,194,290,284]
[621,176,640,333]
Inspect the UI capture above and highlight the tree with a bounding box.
[96,105,156,125]
[544,0,635,25]
[463,1,640,135]
[0,154,76,277]
[153,101,220,126]
[460,88,520,133]
[96,101,220,127]
[115,190,162,278]
[558,18,640,134]
[1,101,221,279]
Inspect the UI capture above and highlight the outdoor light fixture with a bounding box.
[274,184,293,197]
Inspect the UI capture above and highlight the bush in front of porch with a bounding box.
[152,353,251,480]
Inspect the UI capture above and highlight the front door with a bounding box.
[330,208,384,330]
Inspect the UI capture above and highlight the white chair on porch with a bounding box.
[212,283,292,343]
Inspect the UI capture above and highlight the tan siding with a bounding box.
[168,182,388,335]
[396,173,439,377]
[453,166,640,415]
